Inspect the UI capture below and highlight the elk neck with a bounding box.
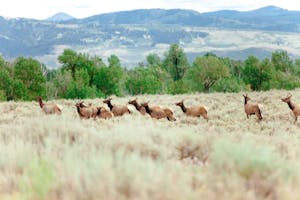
[38,98,44,108]
[287,100,295,110]
[107,101,113,111]
[179,104,187,113]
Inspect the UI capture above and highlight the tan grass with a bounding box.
[1,90,300,199]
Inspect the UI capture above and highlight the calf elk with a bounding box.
[281,94,300,123]
[243,94,262,121]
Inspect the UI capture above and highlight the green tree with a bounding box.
[93,66,124,96]
[125,67,162,95]
[211,77,249,93]
[223,57,244,78]
[58,49,78,78]
[163,44,189,81]
[65,68,99,99]
[0,57,12,100]
[242,56,273,91]
[58,49,102,85]
[14,57,46,100]
[146,53,162,67]
[108,54,121,68]
[185,55,230,92]
[271,50,294,73]
[46,70,73,99]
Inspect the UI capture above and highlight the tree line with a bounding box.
[1,44,300,101]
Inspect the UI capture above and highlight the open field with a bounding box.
[1,90,300,199]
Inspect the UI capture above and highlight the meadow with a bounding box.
[1,90,300,200]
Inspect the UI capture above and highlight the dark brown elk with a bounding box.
[243,94,263,121]
[175,100,208,120]
[75,101,98,119]
[281,94,300,123]
[37,96,62,114]
[103,97,131,116]
[141,102,176,121]
[97,106,114,119]
[128,98,146,115]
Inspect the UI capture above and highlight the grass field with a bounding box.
[1,90,300,200]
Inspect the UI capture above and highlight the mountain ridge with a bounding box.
[1,6,300,68]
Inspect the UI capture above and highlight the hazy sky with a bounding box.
[1,0,300,19]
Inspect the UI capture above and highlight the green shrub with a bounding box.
[20,159,56,200]
[125,67,163,95]
[166,80,189,94]
[211,77,249,93]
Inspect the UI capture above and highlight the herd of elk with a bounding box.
[36,94,300,123]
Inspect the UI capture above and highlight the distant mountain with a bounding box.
[79,6,300,32]
[1,6,300,68]
[46,12,75,22]
[80,9,205,25]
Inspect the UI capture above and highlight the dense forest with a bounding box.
[1,44,300,101]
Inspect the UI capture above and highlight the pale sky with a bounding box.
[1,0,300,20]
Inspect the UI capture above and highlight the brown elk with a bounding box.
[128,98,146,115]
[37,96,62,114]
[97,106,114,119]
[243,94,263,121]
[281,94,300,123]
[103,97,131,116]
[141,102,176,121]
[75,101,98,119]
[175,100,208,120]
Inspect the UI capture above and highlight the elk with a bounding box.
[37,96,62,114]
[175,100,208,120]
[103,97,131,116]
[75,101,98,119]
[243,94,263,121]
[141,102,176,121]
[281,94,300,123]
[128,98,146,115]
[97,106,114,119]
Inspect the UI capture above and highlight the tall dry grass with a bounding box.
[1,90,300,199]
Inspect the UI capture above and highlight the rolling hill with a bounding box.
[1,6,300,68]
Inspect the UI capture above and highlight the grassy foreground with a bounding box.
[1,90,300,200]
